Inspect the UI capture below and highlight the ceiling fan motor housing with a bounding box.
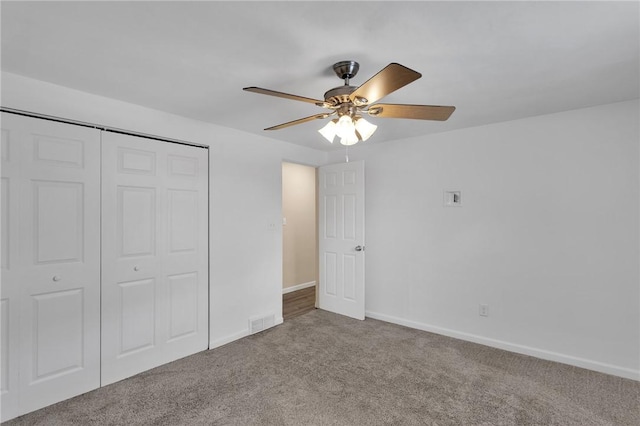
[324,85,357,107]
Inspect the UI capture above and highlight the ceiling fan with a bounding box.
[243,60,455,146]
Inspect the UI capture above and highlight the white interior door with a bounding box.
[318,160,365,320]
[101,132,209,386]
[1,113,101,421]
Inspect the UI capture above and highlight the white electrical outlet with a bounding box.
[479,304,489,317]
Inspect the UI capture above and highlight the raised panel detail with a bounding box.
[33,181,84,264]
[119,279,155,355]
[168,190,197,253]
[32,289,84,382]
[33,135,83,168]
[168,273,198,341]
[118,148,156,175]
[343,254,356,300]
[1,129,9,161]
[324,171,337,188]
[343,170,356,186]
[325,252,337,296]
[168,155,198,177]
[1,178,9,270]
[118,187,155,257]
[324,195,337,239]
[1,299,8,394]
[343,194,356,241]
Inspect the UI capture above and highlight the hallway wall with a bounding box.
[282,162,317,291]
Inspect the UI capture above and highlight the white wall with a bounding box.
[1,72,328,348]
[4,72,638,379]
[328,100,640,379]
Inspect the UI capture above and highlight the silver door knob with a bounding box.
[133,266,140,271]
[355,245,364,252]
[52,275,61,282]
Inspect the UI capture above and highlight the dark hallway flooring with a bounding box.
[283,286,315,320]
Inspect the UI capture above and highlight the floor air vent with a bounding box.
[249,313,276,334]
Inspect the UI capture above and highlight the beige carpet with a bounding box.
[5,309,639,425]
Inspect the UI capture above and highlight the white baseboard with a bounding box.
[209,316,284,350]
[209,329,249,349]
[365,310,640,381]
[283,280,316,294]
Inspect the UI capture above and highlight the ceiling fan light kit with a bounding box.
[243,60,455,146]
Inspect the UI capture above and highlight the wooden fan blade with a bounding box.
[368,104,455,121]
[264,113,330,130]
[349,63,421,105]
[243,87,324,105]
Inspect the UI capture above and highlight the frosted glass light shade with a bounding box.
[335,115,355,139]
[354,117,377,141]
[340,133,359,146]
[318,120,337,143]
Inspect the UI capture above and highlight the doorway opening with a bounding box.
[282,162,318,320]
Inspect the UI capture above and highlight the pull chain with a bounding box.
[345,145,349,163]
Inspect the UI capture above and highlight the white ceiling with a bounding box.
[1,1,638,151]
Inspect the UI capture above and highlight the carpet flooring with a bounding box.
[4,309,639,425]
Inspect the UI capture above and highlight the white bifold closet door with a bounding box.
[100,132,209,386]
[1,113,101,420]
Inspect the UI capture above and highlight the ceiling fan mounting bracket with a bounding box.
[332,60,360,83]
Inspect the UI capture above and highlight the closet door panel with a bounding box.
[0,113,101,421]
[119,278,156,354]
[101,132,208,386]
[33,180,85,263]
[30,289,85,378]
[1,123,20,421]
[118,185,157,257]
